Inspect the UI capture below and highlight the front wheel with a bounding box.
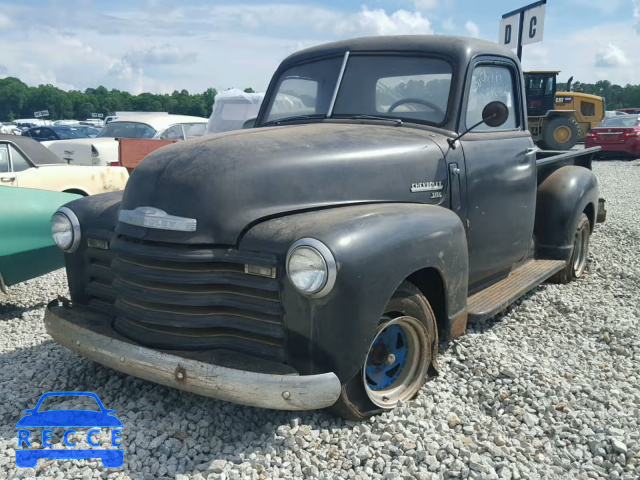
[329,281,438,420]
[550,213,591,284]
[542,117,580,151]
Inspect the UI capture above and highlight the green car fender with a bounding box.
[0,186,81,292]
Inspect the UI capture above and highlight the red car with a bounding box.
[616,108,640,115]
[586,115,640,158]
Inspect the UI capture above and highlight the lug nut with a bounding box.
[385,354,396,365]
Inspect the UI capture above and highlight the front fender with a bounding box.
[240,203,468,382]
[535,166,599,261]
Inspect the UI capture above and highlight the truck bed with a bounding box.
[536,146,600,185]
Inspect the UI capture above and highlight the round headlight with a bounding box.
[51,207,81,253]
[286,238,337,297]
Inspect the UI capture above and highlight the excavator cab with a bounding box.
[525,71,557,117]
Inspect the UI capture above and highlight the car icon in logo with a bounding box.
[16,391,123,468]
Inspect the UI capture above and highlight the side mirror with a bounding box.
[447,101,510,150]
[242,117,257,129]
[481,101,509,128]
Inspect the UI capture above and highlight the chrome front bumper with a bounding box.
[44,300,341,411]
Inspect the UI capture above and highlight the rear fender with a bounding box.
[535,166,599,262]
[240,203,469,382]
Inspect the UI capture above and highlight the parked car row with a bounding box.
[43,114,208,166]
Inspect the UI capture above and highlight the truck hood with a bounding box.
[119,123,448,245]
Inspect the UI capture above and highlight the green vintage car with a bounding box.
[0,186,80,292]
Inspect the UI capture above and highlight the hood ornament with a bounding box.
[119,206,197,232]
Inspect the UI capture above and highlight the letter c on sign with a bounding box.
[63,429,77,447]
[87,428,101,447]
[529,16,537,39]
[504,24,512,44]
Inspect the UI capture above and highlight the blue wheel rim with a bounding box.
[365,324,409,391]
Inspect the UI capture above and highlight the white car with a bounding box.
[43,114,208,167]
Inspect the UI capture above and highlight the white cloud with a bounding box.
[0,12,10,28]
[634,0,640,32]
[441,18,456,32]
[465,20,479,38]
[522,22,638,86]
[594,43,629,67]
[124,45,198,68]
[414,0,439,9]
[334,7,433,36]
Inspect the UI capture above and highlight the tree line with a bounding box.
[0,77,256,122]
[561,79,640,110]
[1,75,639,122]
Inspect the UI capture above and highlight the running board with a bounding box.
[467,259,565,323]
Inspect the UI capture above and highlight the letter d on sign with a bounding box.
[499,14,518,49]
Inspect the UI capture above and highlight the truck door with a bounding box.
[459,60,537,289]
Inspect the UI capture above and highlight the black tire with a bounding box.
[329,281,439,421]
[550,213,590,284]
[542,117,580,151]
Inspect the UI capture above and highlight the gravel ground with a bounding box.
[1,159,639,480]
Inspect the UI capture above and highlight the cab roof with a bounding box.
[280,35,519,68]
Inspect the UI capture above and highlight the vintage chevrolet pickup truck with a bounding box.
[44,36,605,419]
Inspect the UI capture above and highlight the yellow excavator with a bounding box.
[525,72,605,150]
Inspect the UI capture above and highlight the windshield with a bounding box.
[525,74,556,97]
[262,55,453,126]
[97,121,157,138]
[56,128,89,140]
[599,116,640,127]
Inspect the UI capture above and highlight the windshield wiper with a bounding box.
[263,114,326,126]
[340,114,403,126]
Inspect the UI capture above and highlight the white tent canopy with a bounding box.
[206,88,265,135]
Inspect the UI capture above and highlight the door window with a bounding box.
[581,101,595,117]
[0,145,9,173]
[10,145,31,172]
[159,125,185,140]
[41,128,56,140]
[467,65,518,131]
[182,123,206,138]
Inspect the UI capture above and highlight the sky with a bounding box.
[0,0,638,95]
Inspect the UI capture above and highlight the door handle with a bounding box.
[0,176,16,183]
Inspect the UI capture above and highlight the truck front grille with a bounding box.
[101,235,285,362]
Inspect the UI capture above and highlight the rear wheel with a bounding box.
[542,117,580,150]
[329,281,438,420]
[550,213,590,284]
